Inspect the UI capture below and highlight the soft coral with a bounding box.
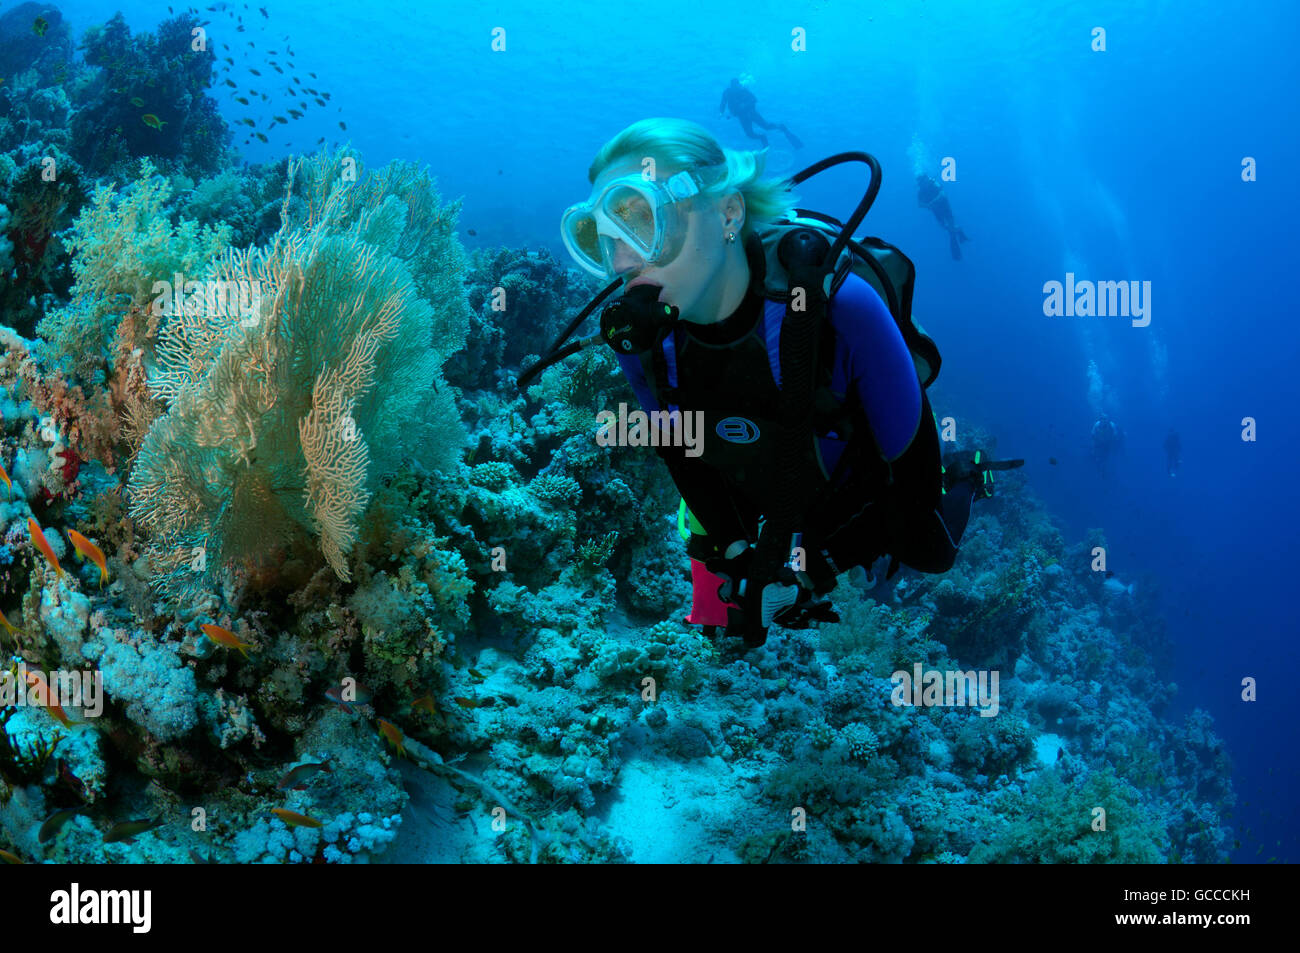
[37,447,83,505]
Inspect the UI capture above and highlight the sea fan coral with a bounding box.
[126,150,469,596]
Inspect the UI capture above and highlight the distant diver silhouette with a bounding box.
[915,173,969,260]
[1091,412,1123,478]
[719,78,802,149]
[1164,428,1181,478]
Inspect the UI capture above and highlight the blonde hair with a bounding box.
[586,117,800,242]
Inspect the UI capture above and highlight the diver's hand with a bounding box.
[756,575,801,628]
[943,449,1014,499]
[728,568,798,647]
[707,545,791,646]
[707,538,836,643]
[772,589,840,629]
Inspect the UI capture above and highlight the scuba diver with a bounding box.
[524,118,1021,648]
[1091,413,1123,478]
[1164,428,1181,478]
[719,78,803,149]
[915,174,969,261]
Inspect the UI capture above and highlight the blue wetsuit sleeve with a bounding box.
[615,353,661,414]
[828,272,922,462]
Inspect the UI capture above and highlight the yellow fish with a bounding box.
[66,530,108,589]
[141,113,166,130]
[200,623,252,658]
[129,96,145,107]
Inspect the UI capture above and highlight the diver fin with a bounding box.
[948,231,962,260]
[784,128,803,149]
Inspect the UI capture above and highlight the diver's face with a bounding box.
[626,193,727,322]
[601,160,734,322]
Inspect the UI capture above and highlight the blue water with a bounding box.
[30,0,1300,862]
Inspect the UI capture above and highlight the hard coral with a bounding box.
[74,11,231,178]
[97,636,198,743]
[0,327,124,478]
[972,765,1170,863]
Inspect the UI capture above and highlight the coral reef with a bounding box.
[73,11,232,178]
[0,7,247,338]
[0,138,472,863]
[0,6,1235,865]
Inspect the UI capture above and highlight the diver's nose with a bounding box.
[611,240,646,275]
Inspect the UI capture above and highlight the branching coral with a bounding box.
[97,636,198,743]
[468,461,520,492]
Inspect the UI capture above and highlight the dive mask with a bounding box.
[560,164,726,279]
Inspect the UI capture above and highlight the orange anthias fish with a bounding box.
[22,667,73,728]
[271,808,322,828]
[376,719,405,758]
[0,460,11,498]
[200,623,252,658]
[66,530,108,589]
[27,518,64,578]
[411,694,437,716]
[0,606,22,637]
